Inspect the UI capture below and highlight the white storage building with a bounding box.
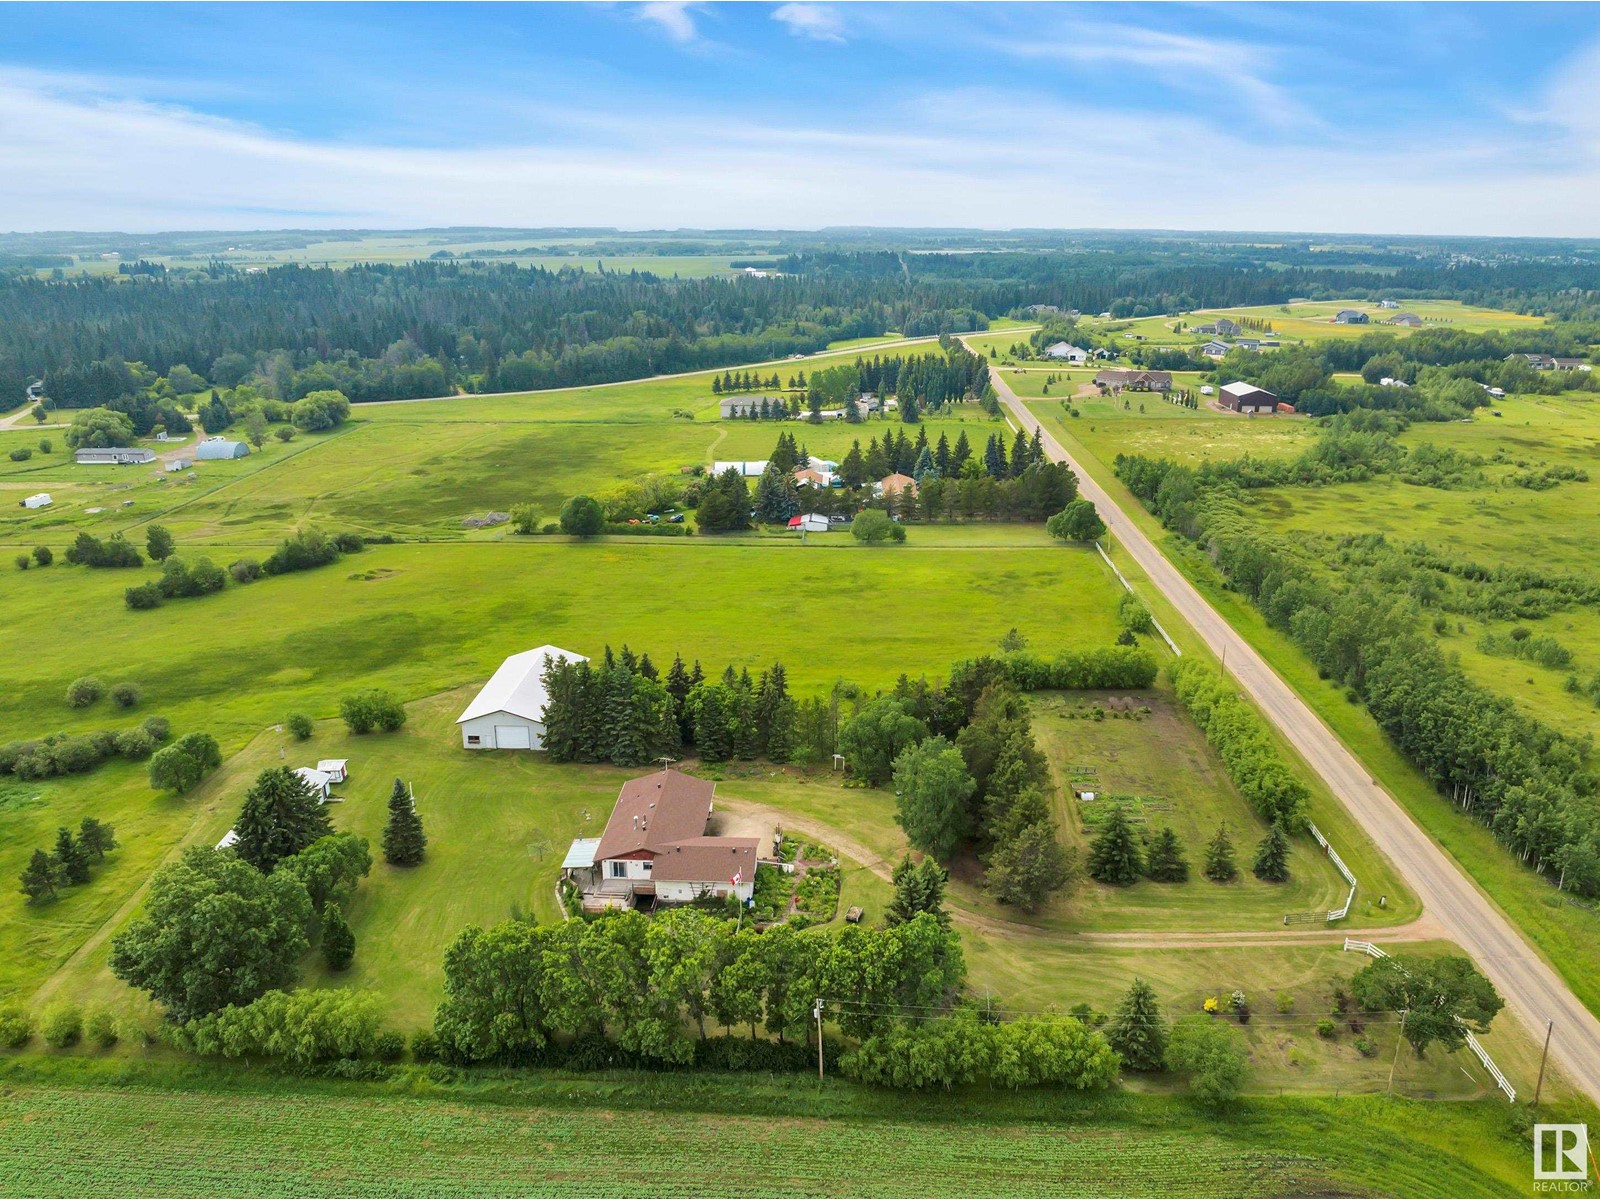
[456,645,587,750]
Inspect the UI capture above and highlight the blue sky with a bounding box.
[2,2,1599,235]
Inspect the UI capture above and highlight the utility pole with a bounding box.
[1532,1018,1554,1108]
[1387,1009,1408,1094]
[814,998,825,1081]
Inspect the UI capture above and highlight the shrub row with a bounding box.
[0,716,170,780]
[1168,659,1308,828]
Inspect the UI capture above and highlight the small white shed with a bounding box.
[21,493,52,510]
[457,645,588,750]
[316,759,349,784]
[294,767,333,800]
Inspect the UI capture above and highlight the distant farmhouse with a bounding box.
[1198,340,1231,359]
[1043,342,1090,363]
[457,645,587,750]
[1334,309,1369,325]
[195,437,251,460]
[1094,369,1172,392]
[1192,317,1242,337]
[1219,381,1280,414]
[876,472,917,500]
[75,447,154,466]
[1388,313,1422,327]
[562,767,758,912]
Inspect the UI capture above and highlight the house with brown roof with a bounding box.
[1388,313,1422,327]
[1094,369,1173,392]
[562,768,757,912]
[876,472,917,499]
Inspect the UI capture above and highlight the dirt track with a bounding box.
[978,350,1600,1105]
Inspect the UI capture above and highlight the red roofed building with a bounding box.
[562,768,758,911]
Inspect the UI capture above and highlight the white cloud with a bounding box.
[773,3,845,43]
[634,1,700,45]
[1,69,1599,235]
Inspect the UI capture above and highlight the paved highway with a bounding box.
[982,356,1600,1106]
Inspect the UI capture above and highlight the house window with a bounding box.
[609,861,627,879]
[641,859,652,872]
[466,735,481,746]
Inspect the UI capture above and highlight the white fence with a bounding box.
[1341,939,1515,1102]
[1309,821,1357,921]
[1093,541,1182,657]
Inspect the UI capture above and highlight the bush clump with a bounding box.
[66,677,104,708]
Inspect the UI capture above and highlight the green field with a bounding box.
[0,1062,1559,1198]
[1019,390,1600,1024]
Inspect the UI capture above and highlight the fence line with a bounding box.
[1340,939,1516,1102]
[1093,540,1182,656]
[1308,821,1357,921]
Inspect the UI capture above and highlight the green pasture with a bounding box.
[0,1061,1559,1198]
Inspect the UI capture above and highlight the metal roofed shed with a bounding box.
[457,645,588,750]
[195,437,251,460]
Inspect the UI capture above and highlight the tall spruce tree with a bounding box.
[985,819,1072,910]
[19,848,59,902]
[53,827,91,885]
[1107,977,1168,1071]
[234,766,333,874]
[885,855,950,929]
[1204,823,1239,883]
[321,902,356,971]
[383,778,427,867]
[1086,805,1144,886]
[1252,822,1291,883]
[1145,826,1190,882]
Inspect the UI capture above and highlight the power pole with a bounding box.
[1532,1018,1554,1108]
[814,998,825,1081]
[1387,1009,1408,1094]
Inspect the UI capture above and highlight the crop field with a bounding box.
[0,1065,1551,1198]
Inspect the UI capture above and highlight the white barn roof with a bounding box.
[457,645,588,725]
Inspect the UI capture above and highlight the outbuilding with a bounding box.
[457,645,588,750]
[1219,381,1279,414]
[316,759,350,784]
[75,447,155,465]
[195,438,251,460]
[709,460,768,478]
[294,767,334,800]
[21,493,52,510]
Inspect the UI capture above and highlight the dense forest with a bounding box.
[9,239,1600,407]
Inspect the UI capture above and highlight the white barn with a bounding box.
[457,645,587,750]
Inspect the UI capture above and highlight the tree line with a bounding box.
[1117,454,1600,897]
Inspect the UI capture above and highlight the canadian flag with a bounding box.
[730,870,742,887]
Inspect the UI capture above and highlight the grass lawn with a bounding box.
[0,1059,1563,1198]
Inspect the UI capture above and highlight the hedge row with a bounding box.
[1168,659,1308,828]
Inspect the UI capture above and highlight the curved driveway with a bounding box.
[981,355,1600,1106]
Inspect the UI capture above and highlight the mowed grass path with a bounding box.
[0,1066,1548,1198]
[0,536,1121,1001]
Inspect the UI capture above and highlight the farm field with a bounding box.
[1018,391,1600,1022]
[0,1063,1554,1199]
